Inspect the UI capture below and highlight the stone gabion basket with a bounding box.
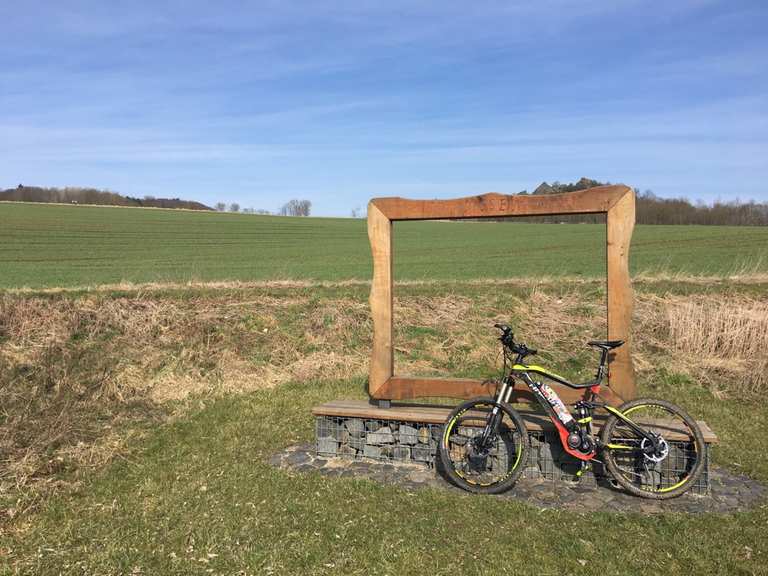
[314,415,710,495]
[316,416,441,463]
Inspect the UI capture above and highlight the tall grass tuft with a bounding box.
[663,297,768,396]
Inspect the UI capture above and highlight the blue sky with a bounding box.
[1,1,767,215]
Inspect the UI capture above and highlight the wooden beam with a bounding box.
[370,185,630,221]
[367,202,393,398]
[372,376,495,401]
[372,376,625,406]
[312,399,719,443]
[606,191,636,399]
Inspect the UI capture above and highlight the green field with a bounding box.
[1,202,766,288]
[2,203,767,574]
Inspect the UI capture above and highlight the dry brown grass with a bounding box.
[5,269,768,296]
[0,292,370,517]
[636,295,768,397]
[1,285,766,522]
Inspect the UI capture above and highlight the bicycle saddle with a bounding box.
[587,340,624,350]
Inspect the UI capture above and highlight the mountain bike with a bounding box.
[439,324,705,499]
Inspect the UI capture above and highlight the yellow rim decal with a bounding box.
[656,477,690,493]
[444,403,523,486]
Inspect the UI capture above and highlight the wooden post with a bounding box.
[367,202,393,399]
[367,185,636,405]
[606,191,636,399]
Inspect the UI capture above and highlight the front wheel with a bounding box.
[601,398,706,499]
[439,398,529,494]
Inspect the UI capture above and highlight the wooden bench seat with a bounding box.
[312,399,718,444]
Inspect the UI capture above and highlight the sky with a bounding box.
[1,1,767,216]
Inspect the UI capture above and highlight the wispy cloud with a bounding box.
[1,1,767,213]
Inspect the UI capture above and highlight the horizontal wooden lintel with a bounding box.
[370,185,631,221]
[371,375,625,407]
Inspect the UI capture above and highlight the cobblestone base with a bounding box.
[316,415,710,495]
[270,444,765,514]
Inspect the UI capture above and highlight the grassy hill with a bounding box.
[1,202,767,289]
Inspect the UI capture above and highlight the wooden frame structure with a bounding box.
[367,185,636,406]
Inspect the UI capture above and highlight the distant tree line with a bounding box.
[0,185,212,211]
[634,189,768,226]
[9,180,763,225]
[213,199,311,216]
[279,199,312,216]
[499,178,768,226]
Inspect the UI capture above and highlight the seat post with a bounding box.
[596,348,609,380]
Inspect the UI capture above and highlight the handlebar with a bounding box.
[494,323,536,357]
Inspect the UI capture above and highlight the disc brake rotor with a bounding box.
[640,436,669,463]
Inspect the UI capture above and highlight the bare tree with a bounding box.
[229,203,240,213]
[215,202,226,212]
[279,199,312,216]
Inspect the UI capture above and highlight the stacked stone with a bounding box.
[316,417,440,464]
[314,416,709,495]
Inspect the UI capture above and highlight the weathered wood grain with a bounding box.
[606,191,636,399]
[374,376,624,406]
[370,185,629,221]
[367,202,393,399]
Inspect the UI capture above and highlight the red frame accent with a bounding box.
[526,380,600,462]
[549,416,596,462]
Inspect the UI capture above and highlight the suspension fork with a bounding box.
[479,377,514,448]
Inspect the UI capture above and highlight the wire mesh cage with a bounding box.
[606,437,709,495]
[315,416,443,464]
[315,416,710,494]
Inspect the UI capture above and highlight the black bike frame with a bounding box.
[480,353,658,461]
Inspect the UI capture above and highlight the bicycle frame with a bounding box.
[448,328,705,498]
[490,362,657,463]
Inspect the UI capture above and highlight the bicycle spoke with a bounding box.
[443,402,526,488]
[605,402,701,495]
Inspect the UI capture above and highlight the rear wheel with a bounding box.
[439,398,529,494]
[601,398,705,499]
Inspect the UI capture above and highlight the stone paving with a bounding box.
[269,444,766,514]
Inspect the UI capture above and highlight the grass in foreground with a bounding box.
[1,202,767,288]
[2,375,767,576]
[0,281,766,574]
[2,280,766,516]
